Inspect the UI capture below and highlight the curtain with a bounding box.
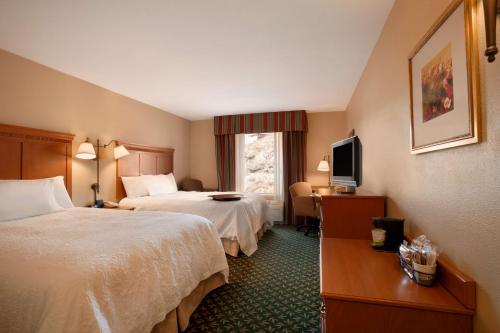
[214,110,307,135]
[215,134,235,191]
[283,131,307,224]
[214,111,307,221]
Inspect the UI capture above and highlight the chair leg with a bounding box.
[296,224,309,231]
[304,217,320,237]
[296,216,310,231]
[304,225,319,236]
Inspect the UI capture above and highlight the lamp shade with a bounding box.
[317,159,330,172]
[76,142,96,159]
[113,145,130,159]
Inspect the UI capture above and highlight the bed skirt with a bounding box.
[221,224,268,257]
[151,272,226,333]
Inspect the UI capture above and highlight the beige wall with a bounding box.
[306,112,347,186]
[190,119,218,190]
[345,1,500,331]
[0,49,191,206]
[189,112,347,189]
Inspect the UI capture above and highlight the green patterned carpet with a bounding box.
[186,225,320,332]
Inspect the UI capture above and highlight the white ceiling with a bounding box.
[0,0,394,120]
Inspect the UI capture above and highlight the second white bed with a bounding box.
[119,191,270,256]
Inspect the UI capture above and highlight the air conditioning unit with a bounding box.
[267,200,283,223]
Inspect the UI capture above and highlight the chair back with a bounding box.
[289,182,313,198]
[289,182,319,219]
[180,178,203,191]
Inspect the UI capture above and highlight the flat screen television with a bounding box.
[331,136,361,188]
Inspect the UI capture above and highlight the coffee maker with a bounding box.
[372,217,405,252]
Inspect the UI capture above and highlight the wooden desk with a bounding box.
[312,186,334,195]
[320,238,474,332]
[319,189,385,239]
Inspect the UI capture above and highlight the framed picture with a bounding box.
[409,0,481,154]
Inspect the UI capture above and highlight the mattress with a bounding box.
[0,208,229,333]
[119,191,270,256]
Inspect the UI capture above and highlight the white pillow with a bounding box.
[12,177,73,209]
[165,173,178,192]
[143,173,177,196]
[50,176,74,208]
[121,176,149,198]
[0,179,63,222]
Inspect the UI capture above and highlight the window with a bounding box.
[235,132,283,200]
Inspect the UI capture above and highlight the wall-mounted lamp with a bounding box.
[113,144,130,160]
[483,0,500,62]
[75,141,96,159]
[76,138,130,205]
[317,155,331,186]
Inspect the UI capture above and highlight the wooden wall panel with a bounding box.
[140,152,158,175]
[0,141,22,179]
[118,152,140,177]
[0,123,74,196]
[157,153,173,175]
[22,141,67,180]
[115,142,174,201]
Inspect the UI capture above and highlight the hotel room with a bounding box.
[0,0,498,332]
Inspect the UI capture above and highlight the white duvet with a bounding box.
[0,208,229,333]
[119,192,270,256]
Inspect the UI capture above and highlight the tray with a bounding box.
[208,194,247,201]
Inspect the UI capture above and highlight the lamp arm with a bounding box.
[96,139,101,195]
[97,139,119,148]
[104,139,119,148]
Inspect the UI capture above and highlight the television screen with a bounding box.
[331,136,361,187]
[333,142,353,177]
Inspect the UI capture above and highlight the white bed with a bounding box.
[0,208,229,333]
[119,191,270,257]
[0,125,229,332]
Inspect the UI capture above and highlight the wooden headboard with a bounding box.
[0,123,75,196]
[115,142,174,201]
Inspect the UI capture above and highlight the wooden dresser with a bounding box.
[319,189,385,239]
[318,190,475,333]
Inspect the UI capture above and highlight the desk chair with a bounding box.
[289,182,320,236]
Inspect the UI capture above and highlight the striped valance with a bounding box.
[214,110,308,135]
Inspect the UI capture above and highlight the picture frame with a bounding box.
[408,0,481,154]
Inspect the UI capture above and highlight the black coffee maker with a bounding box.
[372,217,405,252]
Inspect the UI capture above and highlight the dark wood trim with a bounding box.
[0,123,75,143]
